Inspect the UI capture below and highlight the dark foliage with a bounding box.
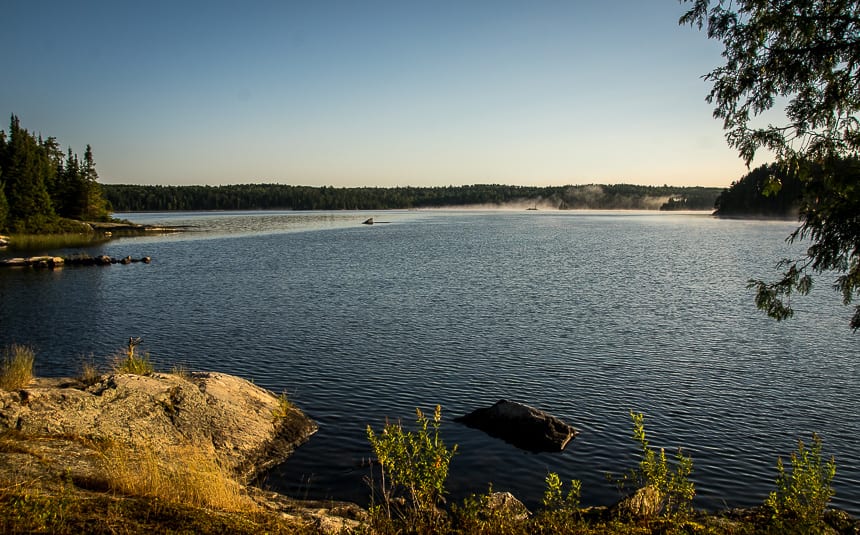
[0,115,110,233]
[681,0,860,329]
[103,183,722,212]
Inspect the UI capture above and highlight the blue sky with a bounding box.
[2,1,753,187]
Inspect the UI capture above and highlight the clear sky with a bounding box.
[2,1,755,188]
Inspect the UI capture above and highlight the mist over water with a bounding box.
[1,210,857,514]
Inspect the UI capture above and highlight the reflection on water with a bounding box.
[110,210,418,244]
[1,210,857,514]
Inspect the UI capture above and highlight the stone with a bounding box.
[455,400,578,452]
[485,491,531,520]
[0,371,317,482]
[611,485,665,520]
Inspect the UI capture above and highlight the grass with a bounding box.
[111,338,155,375]
[272,392,293,419]
[77,356,103,386]
[98,440,258,513]
[112,352,155,375]
[0,485,315,535]
[0,344,35,390]
[5,231,109,251]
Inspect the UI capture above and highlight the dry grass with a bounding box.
[170,364,191,380]
[98,440,258,513]
[0,344,35,390]
[77,357,103,386]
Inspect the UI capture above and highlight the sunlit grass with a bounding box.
[98,440,258,512]
[0,345,35,390]
[6,232,109,251]
[111,352,154,375]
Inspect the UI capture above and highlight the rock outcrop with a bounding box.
[0,254,152,268]
[0,371,317,481]
[455,399,578,452]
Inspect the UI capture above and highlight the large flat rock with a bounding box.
[0,371,317,481]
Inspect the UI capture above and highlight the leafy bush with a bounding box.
[764,434,836,530]
[366,405,457,530]
[619,411,695,519]
[0,344,35,390]
[533,472,583,533]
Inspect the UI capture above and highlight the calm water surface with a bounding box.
[1,210,857,514]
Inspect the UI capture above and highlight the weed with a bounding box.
[0,344,35,390]
[617,411,695,519]
[542,471,581,511]
[170,363,191,380]
[111,337,154,375]
[534,472,583,533]
[77,356,102,386]
[764,433,836,531]
[271,392,293,420]
[366,405,457,531]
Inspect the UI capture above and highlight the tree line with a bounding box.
[713,157,860,219]
[0,115,110,233]
[103,183,722,212]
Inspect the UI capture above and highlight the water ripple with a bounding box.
[1,211,857,514]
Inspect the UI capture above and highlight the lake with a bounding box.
[1,210,857,514]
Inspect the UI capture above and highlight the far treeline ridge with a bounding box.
[101,183,721,212]
[0,113,835,234]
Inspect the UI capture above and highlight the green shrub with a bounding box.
[764,433,835,531]
[366,405,457,531]
[0,344,35,390]
[542,472,581,512]
[619,411,695,519]
[534,472,583,533]
[271,392,293,420]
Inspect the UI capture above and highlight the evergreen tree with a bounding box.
[1,115,56,232]
[79,144,109,220]
[0,131,7,231]
[0,168,8,232]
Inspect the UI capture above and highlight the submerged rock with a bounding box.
[454,399,578,452]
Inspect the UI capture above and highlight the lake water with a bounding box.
[1,210,858,514]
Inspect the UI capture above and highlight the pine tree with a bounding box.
[1,115,56,232]
[79,144,109,221]
[0,169,8,232]
[0,130,7,231]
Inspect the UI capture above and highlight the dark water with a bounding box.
[1,210,858,514]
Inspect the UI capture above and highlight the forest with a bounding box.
[102,183,721,212]
[1,115,724,236]
[0,115,110,234]
[713,157,860,219]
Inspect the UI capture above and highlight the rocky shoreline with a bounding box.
[0,371,362,533]
[2,371,859,534]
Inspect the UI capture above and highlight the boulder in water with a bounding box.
[454,399,578,452]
